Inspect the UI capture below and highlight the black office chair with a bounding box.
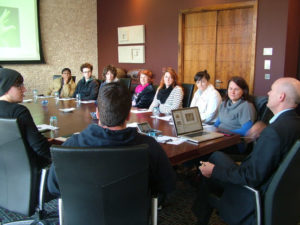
[50,144,158,225]
[253,96,273,123]
[216,88,227,100]
[53,75,76,82]
[182,83,194,108]
[119,78,132,90]
[244,139,300,225]
[0,118,49,224]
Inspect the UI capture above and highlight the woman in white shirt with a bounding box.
[190,70,222,124]
[149,67,183,114]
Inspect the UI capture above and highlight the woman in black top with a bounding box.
[132,69,155,108]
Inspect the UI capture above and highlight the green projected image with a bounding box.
[0,7,20,47]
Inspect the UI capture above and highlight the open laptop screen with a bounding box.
[172,107,203,135]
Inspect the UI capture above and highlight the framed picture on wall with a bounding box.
[118,25,145,45]
[118,45,145,63]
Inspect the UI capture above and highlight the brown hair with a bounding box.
[225,76,251,104]
[80,63,93,72]
[102,65,117,79]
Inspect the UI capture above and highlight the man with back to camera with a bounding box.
[72,62,99,100]
[48,82,176,198]
[192,77,300,225]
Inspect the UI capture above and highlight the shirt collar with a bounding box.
[269,108,293,124]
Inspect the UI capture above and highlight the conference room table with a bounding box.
[23,97,241,166]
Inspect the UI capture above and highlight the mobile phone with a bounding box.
[137,122,162,135]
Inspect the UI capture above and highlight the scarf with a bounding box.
[135,83,150,94]
[157,85,173,104]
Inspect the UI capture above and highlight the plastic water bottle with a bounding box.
[76,93,81,102]
[152,107,160,117]
[54,91,59,99]
[50,116,58,128]
[33,89,38,99]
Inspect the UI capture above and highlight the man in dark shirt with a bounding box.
[193,77,300,225]
[72,62,99,100]
[48,82,176,197]
[0,68,51,167]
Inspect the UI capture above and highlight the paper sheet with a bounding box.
[130,109,151,114]
[156,135,185,145]
[59,98,75,101]
[37,124,59,132]
[59,107,75,113]
[79,100,96,104]
[23,99,32,103]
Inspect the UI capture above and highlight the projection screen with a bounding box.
[0,0,44,63]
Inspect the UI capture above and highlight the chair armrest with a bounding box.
[151,196,158,225]
[243,185,261,225]
[58,198,63,225]
[38,167,49,212]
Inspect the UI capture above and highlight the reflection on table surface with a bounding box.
[23,97,240,165]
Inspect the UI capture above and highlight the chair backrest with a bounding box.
[216,88,227,99]
[264,139,300,225]
[53,75,76,82]
[119,78,132,90]
[51,144,150,225]
[0,118,39,216]
[182,83,194,108]
[253,96,273,123]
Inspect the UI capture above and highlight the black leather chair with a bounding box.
[244,139,300,225]
[182,83,194,108]
[0,118,49,224]
[119,77,132,90]
[50,144,158,225]
[253,96,273,123]
[53,75,76,82]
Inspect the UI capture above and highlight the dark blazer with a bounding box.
[134,84,155,108]
[211,109,300,225]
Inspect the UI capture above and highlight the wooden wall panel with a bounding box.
[215,7,253,89]
[182,11,217,83]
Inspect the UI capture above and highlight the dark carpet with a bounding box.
[0,170,226,225]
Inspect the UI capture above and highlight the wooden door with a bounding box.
[215,7,254,89]
[178,2,257,93]
[182,11,217,84]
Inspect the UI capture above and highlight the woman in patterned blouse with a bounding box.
[149,67,183,114]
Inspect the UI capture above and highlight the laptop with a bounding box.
[171,107,224,143]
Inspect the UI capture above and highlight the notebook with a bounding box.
[171,107,224,143]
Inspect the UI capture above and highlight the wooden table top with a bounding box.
[23,97,240,165]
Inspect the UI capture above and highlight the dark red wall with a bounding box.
[97,0,299,95]
[253,0,300,95]
[284,0,300,78]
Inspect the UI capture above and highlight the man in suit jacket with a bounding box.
[192,77,300,225]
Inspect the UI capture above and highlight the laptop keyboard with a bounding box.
[185,131,208,137]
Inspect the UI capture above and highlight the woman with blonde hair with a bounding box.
[149,67,183,114]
